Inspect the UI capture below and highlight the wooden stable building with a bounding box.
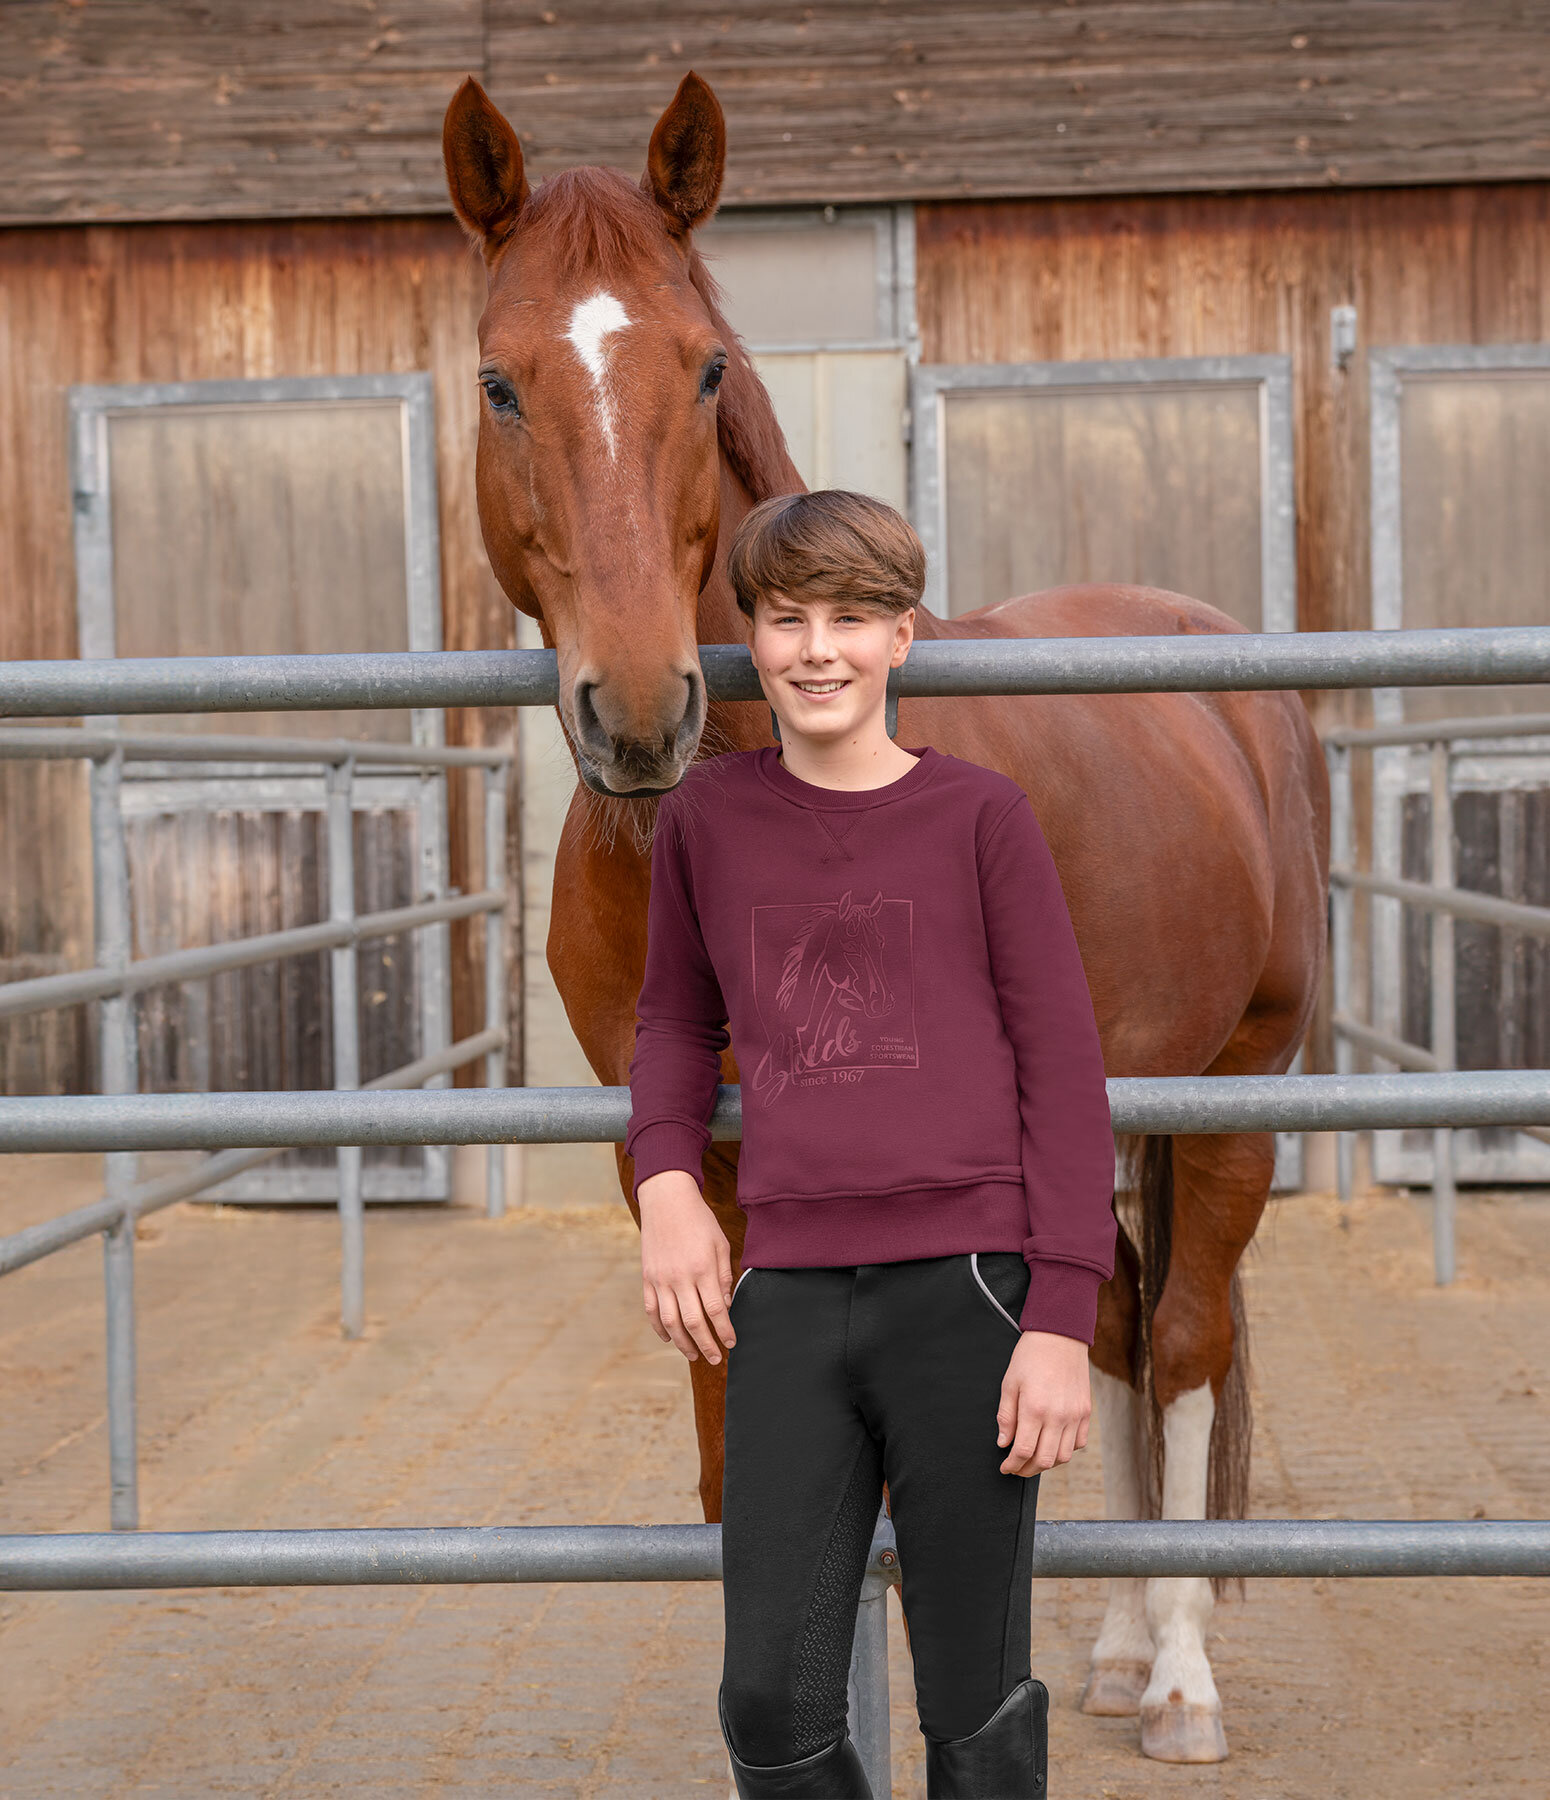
[3,4,1548,1200]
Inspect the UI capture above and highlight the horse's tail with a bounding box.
[1128,1130,1253,1605]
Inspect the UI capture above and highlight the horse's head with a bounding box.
[444,72,792,798]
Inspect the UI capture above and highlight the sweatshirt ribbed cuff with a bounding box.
[628,1121,709,1200]
[1019,1258,1104,1345]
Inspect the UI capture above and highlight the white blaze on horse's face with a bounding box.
[564,290,633,461]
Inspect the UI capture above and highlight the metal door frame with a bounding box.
[67,373,453,1202]
[1368,344,1550,1187]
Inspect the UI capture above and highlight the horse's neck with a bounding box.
[694,460,772,756]
[690,287,805,664]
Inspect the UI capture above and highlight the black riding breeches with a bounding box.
[719,1251,1042,1765]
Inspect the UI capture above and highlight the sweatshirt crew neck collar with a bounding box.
[755,742,941,811]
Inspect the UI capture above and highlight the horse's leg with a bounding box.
[690,1159,746,1525]
[1139,1128,1270,1764]
[1081,1203,1152,1715]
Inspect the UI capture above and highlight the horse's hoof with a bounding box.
[1079,1659,1150,1716]
[1139,1699,1229,1763]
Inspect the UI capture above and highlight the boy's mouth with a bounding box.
[791,679,850,697]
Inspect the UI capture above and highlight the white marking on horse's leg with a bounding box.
[1140,1378,1229,1762]
[1080,1368,1155,1716]
[564,290,632,460]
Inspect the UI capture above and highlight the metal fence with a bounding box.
[3,624,1549,1799]
[1326,712,1550,1284]
[0,724,512,1531]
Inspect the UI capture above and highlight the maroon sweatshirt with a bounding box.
[625,743,1116,1344]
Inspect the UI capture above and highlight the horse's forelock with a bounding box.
[510,166,668,282]
[500,163,804,506]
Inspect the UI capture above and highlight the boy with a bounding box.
[625,490,1116,1799]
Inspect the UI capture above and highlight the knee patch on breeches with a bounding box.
[725,1435,881,1765]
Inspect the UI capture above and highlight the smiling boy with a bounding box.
[625,489,1117,1798]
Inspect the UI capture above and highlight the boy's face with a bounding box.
[749,588,915,750]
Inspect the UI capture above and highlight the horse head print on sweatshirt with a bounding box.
[750,890,920,1104]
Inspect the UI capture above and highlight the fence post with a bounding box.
[327,758,364,1339]
[1430,740,1457,1284]
[417,763,453,1202]
[1329,742,1356,1204]
[90,747,140,1530]
[483,764,508,1219]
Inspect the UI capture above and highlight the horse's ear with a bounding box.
[644,72,726,233]
[443,77,529,254]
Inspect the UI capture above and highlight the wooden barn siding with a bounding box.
[0,217,521,1092]
[6,2,1550,225]
[915,178,1550,1082]
[916,180,1550,641]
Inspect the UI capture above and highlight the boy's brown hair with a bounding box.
[727,490,926,622]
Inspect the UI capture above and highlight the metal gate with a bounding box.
[2,623,1549,1799]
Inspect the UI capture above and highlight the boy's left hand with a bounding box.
[996,1330,1092,1477]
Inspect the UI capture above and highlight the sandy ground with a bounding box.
[1,1156,1547,1799]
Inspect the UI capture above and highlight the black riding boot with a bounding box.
[718,1682,874,1799]
[922,1676,1049,1798]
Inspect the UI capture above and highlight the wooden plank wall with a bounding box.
[0,217,520,1091]
[916,178,1550,1080]
[0,759,93,1094]
[2,0,484,225]
[6,2,1550,224]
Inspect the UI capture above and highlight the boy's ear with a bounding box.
[892,606,916,660]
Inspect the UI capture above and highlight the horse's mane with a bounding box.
[518,166,803,505]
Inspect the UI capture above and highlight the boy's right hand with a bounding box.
[638,1171,737,1366]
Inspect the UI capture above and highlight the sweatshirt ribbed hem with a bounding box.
[740,1179,1030,1268]
[739,1181,1103,1344]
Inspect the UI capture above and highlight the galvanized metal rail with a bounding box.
[0,1068,1545,1158]
[0,890,502,1020]
[6,1518,1549,1590]
[0,1028,505,1277]
[0,624,1544,718]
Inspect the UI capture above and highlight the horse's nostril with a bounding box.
[674,668,704,749]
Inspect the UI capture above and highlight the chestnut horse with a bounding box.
[443,72,1329,1766]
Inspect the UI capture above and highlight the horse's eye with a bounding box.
[701,359,727,398]
[481,377,520,417]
